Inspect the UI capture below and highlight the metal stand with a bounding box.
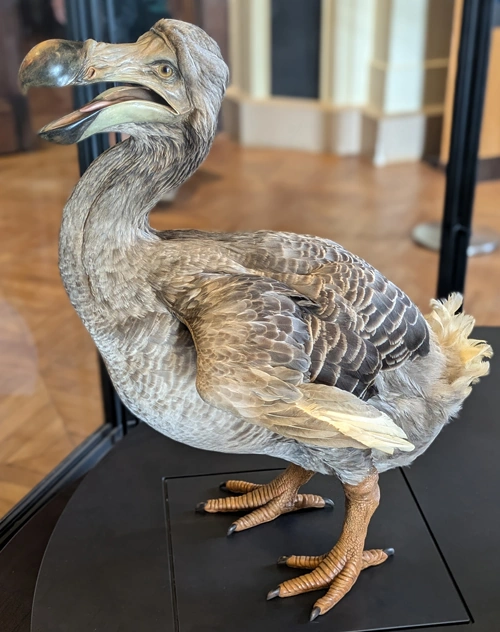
[435,0,495,298]
[66,0,135,434]
[412,221,498,257]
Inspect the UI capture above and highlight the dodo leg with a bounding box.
[196,464,333,534]
[268,470,392,620]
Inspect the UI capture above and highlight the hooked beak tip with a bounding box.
[18,39,86,92]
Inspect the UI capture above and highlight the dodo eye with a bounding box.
[158,63,174,78]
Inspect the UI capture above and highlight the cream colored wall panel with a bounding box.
[226,0,452,165]
[370,0,451,116]
[228,0,242,89]
[330,0,351,103]
[373,0,391,62]
[384,65,424,113]
[324,0,376,106]
[224,90,365,156]
[364,112,426,166]
[350,0,377,105]
[329,108,364,155]
[228,0,270,98]
[225,91,432,164]
[247,0,271,98]
[221,91,240,141]
[239,99,326,153]
[369,65,386,112]
[388,0,428,65]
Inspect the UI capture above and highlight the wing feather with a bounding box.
[167,273,415,455]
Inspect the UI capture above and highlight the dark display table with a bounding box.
[2,327,499,631]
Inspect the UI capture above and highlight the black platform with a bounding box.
[2,327,499,631]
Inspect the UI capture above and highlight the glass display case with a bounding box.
[0,2,499,630]
[0,0,496,532]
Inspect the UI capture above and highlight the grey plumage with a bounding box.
[38,20,490,487]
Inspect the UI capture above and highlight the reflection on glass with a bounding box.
[0,1,108,517]
[2,0,498,523]
[0,1,177,518]
[50,0,172,43]
[113,0,172,43]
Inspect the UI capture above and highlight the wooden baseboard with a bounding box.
[0,100,17,154]
[223,88,443,164]
[424,154,500,182]
[477,156,500,181]
[0,96,34,154]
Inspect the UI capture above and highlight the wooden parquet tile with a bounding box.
[1,85,499,517]
[0,88,103,517]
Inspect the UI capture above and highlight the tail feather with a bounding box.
[425,293,492,398]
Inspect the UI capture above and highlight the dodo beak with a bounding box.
[19,34,186,144]
[19,39,88,93]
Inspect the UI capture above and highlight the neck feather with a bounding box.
[59,128,212,322]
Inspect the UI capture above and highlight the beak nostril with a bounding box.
[87,67,97,80]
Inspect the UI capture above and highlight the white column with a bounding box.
[370,0,429,113]
[320,0,376,154]
[224,0,453,163]
[228,0,271,98]
[320,0,376,107]
[365,0,453,165]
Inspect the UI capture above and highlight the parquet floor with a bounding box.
[0,88,103,517]
[1,87,499,517]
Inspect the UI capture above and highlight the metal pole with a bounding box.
[65,0,134,433]
[437,0,495,299]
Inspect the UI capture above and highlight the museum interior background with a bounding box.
[0,0,499,520]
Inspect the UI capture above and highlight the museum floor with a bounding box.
[1,88,500,517]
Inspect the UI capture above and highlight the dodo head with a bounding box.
[18,20,229,144]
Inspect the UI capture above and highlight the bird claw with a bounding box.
[226,523,237,536]
[267,587,280,600]
[195,471,331,533]
[309,607,321,622]
[268,546,392,617]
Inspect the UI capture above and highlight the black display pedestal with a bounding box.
[32,444,470,632]
[22,327,498,632]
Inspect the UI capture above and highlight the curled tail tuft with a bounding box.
[425,293,492,399]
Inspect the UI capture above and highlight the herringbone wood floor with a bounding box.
[1,87,499,517]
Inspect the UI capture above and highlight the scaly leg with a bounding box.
[196,464,333,534]
[268,470,392,620]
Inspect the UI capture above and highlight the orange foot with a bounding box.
[196,464,333,534]
[267,470,386,620]
[268,544,393,620]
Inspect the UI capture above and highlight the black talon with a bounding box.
[310,607,321,622]
[267,588,280,600]
[195,502,206,513]
[219,482,229,492]
[227,523,237,536]
[323,497,334,509]
[384,547,395,556]
[277,555,289,566]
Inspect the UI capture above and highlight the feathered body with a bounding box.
[20,19,492,618]
[59,135,491,485]
[29,20,486,488]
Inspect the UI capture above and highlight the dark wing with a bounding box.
[158,229,430,399]
[219,230,430,376]
[171,274,414,455]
